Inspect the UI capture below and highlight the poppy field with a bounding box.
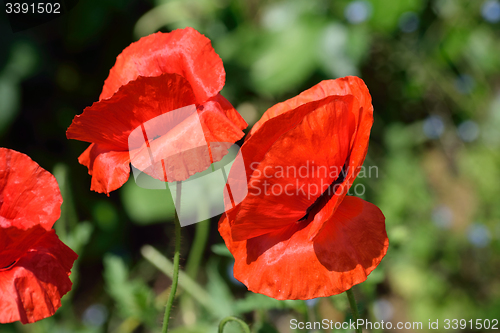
[1,0,500,332]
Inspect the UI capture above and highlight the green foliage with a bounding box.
[211,243,233,258]
[0,41,37,135]
[103,254,158,327]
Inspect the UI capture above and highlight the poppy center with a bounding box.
[298,162,348,222]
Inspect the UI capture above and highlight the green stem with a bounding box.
[180,213,210,325]
[218,316,251,333]
[162,181,182,333]
[346,288,362,333]
[185,218,210,278]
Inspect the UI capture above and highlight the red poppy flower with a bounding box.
[0,148,78,324]
[66,27,247,194]
[219,76,388,300]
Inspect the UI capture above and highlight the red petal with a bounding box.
[199,94,247,142]
[229,77,374,241]
[219,196,388,300]
[249,76,371,138]
[67,73,197,150]
[78,144,130,195]
[307,78,374,240]
[231,96,356,241]
[206,94,248,133]
[0,149,62,231]
[69,76,246,189]
[99,27,225,103]
[227,95,340,194]
[0,226,78,324]
[77,143,94,170]
[0,225,45,269]
[128,107,214,182]
[130,94,246,182]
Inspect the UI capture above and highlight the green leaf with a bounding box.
[0,76,20,135]
[65,222,94,254]
[211,243,233,258]
[103,254,156,326]
[92,201,119,231]
[249,19,326,95]
[206,259,235,318]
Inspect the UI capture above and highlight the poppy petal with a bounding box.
[77,143,94,170]
[249,76,371,138]
[219,196,388,300]
[69,76,246,188]
[307,79,373,240]
[79,144,130,195]
[235,77,374,241]
[128,108,213,182]
[0,226,78,324]
[121,96,246,183]
[230,96,356,241]
[0,225,46,269]
[100,27,225,103]
[67,73,197,150]
[0,148,62,231]
[199,94,248,143]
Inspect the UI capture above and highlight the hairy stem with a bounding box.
[346,288,362,333]
[162,181,182,333]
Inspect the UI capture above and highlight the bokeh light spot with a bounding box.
[423,115,444,139]
[457,120,480,142]
[345,1,372,24]
[482,0,500,23]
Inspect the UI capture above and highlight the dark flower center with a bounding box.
[0,260,18,271]
[298,161,348,222]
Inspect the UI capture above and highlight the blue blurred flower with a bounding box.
[373,299,394,321]
[467,224,491,248]
[345,1,372,24]
[82,303,108,327]
[305,298,320,308]
[457,120,480,142]
[482,0,500,23]
[423,115,444,139]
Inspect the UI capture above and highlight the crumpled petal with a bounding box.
[77,143,131,195]
[68,74,247,188]
[200,94,248,142]
[129,94,246,183]
[100,27,225,103]
[219,196,388,300]
[0,226,78,324]
[249,76,372,139]
[218,76,386,300]
[230,96,356,241]
[0,148,62,231]
[67,74,197,150]
[67,28,248,193]
[228,77,373,241]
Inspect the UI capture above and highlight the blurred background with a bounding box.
[1,0,500,332]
